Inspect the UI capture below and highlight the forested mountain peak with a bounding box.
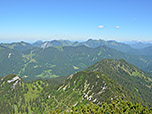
[86,59,149,79]
[86,59,152,106]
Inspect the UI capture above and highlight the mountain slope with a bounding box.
[33,40,77,48]
[17,46,135,79]
[86,59,152,106]
[140,46,152,56]
[46,71,135,109]
[0,74,49,113]
[1,41,33,52]
[0,59,152,113]
[20,45,152,80]
[0,45,152,80]
[0,72,138,113]
[0,46,24,76]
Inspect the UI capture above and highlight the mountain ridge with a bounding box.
[0,44,152,80]
[0,59,151,113]
[86,59,152,106]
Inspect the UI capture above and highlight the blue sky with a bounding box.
[0,0,152,42]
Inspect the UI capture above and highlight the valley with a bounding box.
[0,39,152,81]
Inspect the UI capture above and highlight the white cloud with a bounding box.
[98,25,104,28]
[115,26,120,28]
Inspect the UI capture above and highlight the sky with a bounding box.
[0,0,152,42]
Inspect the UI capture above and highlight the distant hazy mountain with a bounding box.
[2,39,152,55]
[33,40,78,48]
[32,40,43,47]
[140,46,152,56]
[82,39,135,53]
[0,41,33,52]
[32,39,152,56]
[32,39,135,54]
[0,59,151,113]
[124,41,152,49]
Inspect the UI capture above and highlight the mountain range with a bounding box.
[124,41,152,49]
[0,59,151,113]
[0,39,152,80]
[1,39,152,54]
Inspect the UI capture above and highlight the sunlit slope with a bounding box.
[86,59,152,106]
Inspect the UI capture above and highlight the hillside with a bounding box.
[0,44,152,80]
[53,100,152,113]
[1,41,33,52]
[0,46,24,76]
[86,59,152,106]
[0,73,142,113]
[14,45,152,80]
[0,59,151,113]
[140,46,152,56]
